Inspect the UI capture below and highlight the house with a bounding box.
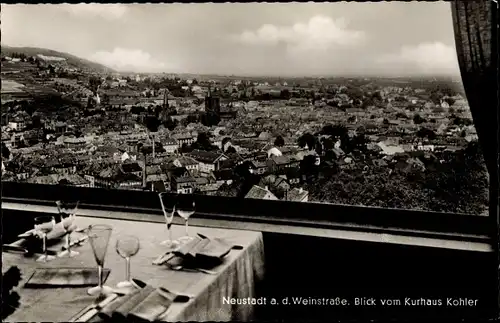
[407,158,426,171]
[94,164,142,190]
[260,174,291,193]
[57,174,91,187]
[285,187,309,202]
[212,169,234,186]
[372,159,388,167]
[121,162,143,178]
[8,119,27,132]
[171,175,197,194]
[211,137,223,149]
[416,144,435,152]
[173,156,199,173]
[10,133,25,148]
[188,150,228,174]
[281,167,301,185]
[146,173,170,192]
[63,137,87,149]
[54,122,68,135]
[150,180,168,193]
[167,166,191,180]
[83,174,96,188]
[244,185,278,200]
[249,160,268,175]
[377,142,405,155]
[194,176,220,195]
[52,162,77,175]
[173,133,195,148]
[27,174,90,187]
[163,138,178,154]
[267,155,299,172]
[197,182,222,195]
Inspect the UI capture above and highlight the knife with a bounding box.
[73,294,119,322]
[61,235,88,251]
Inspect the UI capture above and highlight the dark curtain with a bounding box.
[451,0,497,177]
[451,0,498,225]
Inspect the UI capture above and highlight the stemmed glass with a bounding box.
[177,196,196,244]
[34,215,56,262]
[115,235,140,289]
[56,200,80,258]
[87,224,113,296]
[158,192,180,248]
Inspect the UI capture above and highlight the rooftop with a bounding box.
[244,185,278,200]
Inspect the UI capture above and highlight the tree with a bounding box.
[274,135,285,147]
[154,105,163,119]
[164,117,178,131]
[350,134,369,152]
[102,94,110,105]
[226,146,237,154]
[180,143,193,154]
[144,116,160,132]
[453,116,473,126]
[413,114,425,124]
[314,140,323,156]
[297,133,316,150]
[86,97,94,110]
[424,141,488,214]
[372,91,383,101]
[222,137,232,150]
[417,127,437,140]
[191,132,217,151]
[130,106,145,114]
[320,124,348,140]
[444,97,455,106]
[300,154,319,182]
[2,142,11,160]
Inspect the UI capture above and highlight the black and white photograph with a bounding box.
[1,1,497,322]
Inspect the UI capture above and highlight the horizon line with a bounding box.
[2,44,462,80]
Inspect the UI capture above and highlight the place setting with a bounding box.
[153,193,243,275]
[22,219,114,291]
[3,200,87,260]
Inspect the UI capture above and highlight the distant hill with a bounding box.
[1,45,115,73]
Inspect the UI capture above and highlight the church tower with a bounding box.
[205,84,220,115]
[163,90,169,110]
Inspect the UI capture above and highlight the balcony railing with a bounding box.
[1,181,494,250]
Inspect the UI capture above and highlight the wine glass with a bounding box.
[87,224,113,296]
[177,196,196,244]
[158,192,180,248]
[56,200,80,258]
[115,235,140,289]
[34,215,56,262]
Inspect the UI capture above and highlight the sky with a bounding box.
[1,3,461,77]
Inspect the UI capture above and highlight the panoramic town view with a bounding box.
[1,3,489,215]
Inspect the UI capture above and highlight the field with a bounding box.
[1,79,25,93]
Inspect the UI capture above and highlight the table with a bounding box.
[2,216,265,322]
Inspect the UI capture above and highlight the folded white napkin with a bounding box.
[31,217,76,240]
[46,222,77,240]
